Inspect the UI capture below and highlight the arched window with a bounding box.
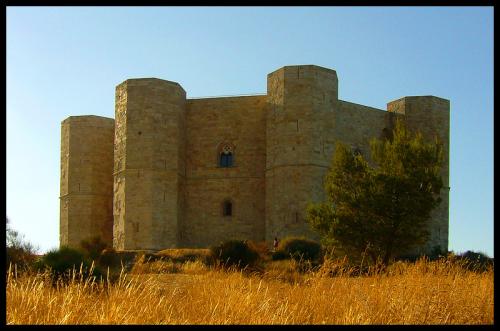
[217,142,234,167]
[222,200,232,217]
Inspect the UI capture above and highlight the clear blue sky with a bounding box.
[7,7,493,256]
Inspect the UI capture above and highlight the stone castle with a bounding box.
[60,64,450,253]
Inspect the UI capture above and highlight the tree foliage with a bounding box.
[307,120,444,265]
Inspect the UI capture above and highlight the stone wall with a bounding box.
[332,100,389,163]
[113,79,186,250]
[60,116,114,248]
[183,96,267,247]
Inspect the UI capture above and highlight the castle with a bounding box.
[60,64,450,254]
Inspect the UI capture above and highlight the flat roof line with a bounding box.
[187,93,266,99]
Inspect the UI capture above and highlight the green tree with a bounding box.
[307,120,444,265]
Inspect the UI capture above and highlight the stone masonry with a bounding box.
[60,116,115,247]
[60,64,450,254]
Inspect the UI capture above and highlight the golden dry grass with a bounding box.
[156,248,211,259]
[6,258,493,325]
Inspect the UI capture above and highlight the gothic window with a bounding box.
[222,199,233,217]
[218,143,235,167]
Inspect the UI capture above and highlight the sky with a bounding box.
[6,7,493,257]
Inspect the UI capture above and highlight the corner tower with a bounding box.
[60,116,115,248]
[265,65,338,241]
[387,96,450,254]
[113,78,186,250]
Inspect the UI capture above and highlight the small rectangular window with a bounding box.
[223,201,232,216]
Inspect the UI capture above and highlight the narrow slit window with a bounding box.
[223,200,232,217]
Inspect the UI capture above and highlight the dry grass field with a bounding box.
[6,256,493,325]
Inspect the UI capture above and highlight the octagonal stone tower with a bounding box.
[265,65,338,241]
[59,116,115,248]
[113,78,186,250]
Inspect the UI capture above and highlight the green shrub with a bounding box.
[460,250,491,262]
[395,250,493,272]
[271,250,289,261]
[209,240,260,269]
[98,248,121,269]
[277,237,323,262]
[35,246,103,282]
[247,241,271,260]
[458,250,493,272]
[79,236,110,261]
[396,246,451,264]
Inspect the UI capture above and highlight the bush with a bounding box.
[395,250,493,273]
[271,250,289,261]
[35,246,103,282]
[209,240,260,269]
[458,250,493,272]
[6,218,38,271]
[98,248,122,269]
[460,250,491,263]
[277,237,323,262]
[396,246,453,264]
[7,246,38,271]
[79,236,110,261]
[247,241,271,260]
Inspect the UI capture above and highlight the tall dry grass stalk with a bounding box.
[6,258,493,324]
